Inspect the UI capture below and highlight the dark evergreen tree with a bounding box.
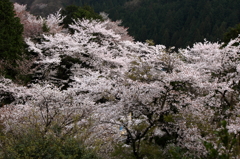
[0,0,27,81]
[223,23,240,46]
[0,0,24,61]
[61,5,103,29]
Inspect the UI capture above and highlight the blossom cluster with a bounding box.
[1,4,240,158]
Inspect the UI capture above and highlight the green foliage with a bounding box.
[223,23,240,46]
[145,39,155,46]
[67,0,240,49]
[0,126,99,159]
[126,61,153,82]
[0,0,33,83]
[10,0,240,48]
[204,120,239,159]
[164,114,175,123]
[112,142,194,159]
[112,144,136,159]
[112,142,163,159]
[42,21,50,32]
[0,0,24,61]
[163,145,194,159]
[61,5,103,28]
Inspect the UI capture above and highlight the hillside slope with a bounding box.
[1,2,240,158]
[10,0,240,48]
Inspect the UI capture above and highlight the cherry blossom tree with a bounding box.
[14,3,65,38]
[1,7,240,158]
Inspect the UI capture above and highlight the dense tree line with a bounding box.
[68,0,240,48]
[11,0,240,48]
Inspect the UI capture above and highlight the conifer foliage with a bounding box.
[61,5,103,29]
[0,0,24,61]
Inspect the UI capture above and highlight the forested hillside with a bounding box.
[1,1,240,158]
[10,0,240,48]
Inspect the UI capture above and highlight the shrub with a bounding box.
[0,126,99,159]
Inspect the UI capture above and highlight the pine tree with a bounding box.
[0,0,24,61]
